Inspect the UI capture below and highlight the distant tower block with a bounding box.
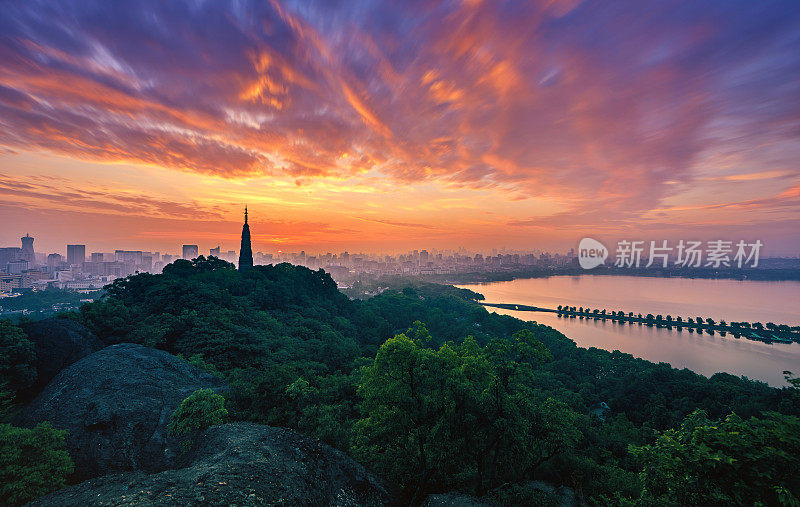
[238,206,253,271]
[66,244,86,266]
[20,234,35,265]
[182,244,199,260]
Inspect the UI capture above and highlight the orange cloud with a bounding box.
[0,0,798,254]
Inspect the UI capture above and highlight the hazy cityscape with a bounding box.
[1,231,581,293]
[5,227,800,296]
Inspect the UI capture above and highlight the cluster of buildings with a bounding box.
[1,224,578,295]
[0,235,200,294]
[0,227,256,294]
[273,248,578,281]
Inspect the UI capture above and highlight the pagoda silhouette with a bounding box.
[238,206,253,271]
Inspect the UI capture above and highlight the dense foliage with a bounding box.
[0,422,74,505]
[4,258,798,504]
[0,320,36,419]
[353,327,580,502]
[631,410,800,506]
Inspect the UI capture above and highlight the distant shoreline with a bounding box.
[439,267,800,285]
[338,267,800,300]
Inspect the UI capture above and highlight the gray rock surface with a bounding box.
[16,343,227,479]
[29,422,397,506]
[423,493,495,506]
[19,317,102,398]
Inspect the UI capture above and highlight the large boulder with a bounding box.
[19,318,103,398]
[29,422,397,506]
[16,343,227,479]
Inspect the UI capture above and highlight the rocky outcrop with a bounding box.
[19,317,102,398]
[29,422,397,506]
[16,343,227,479]
[423,493,495,506]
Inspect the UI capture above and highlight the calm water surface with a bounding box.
[457,276,800,387]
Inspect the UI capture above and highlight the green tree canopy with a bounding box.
[631,409,800,506]
[0,320,36,405]
[352,328,580,501]
[0,422,74,506]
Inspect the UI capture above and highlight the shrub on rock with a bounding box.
[168,388,228,449]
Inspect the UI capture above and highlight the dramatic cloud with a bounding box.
[0,173,225,219]
[0,0,798,251]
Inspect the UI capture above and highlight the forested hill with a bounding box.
[2,257,799,505]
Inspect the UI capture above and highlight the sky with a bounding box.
[0,0,799,256]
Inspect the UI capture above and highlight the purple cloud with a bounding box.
[0,0,797,226]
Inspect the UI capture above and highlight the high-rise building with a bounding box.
[20,234,35,265]
[182,244,198,260]
[115,250,143,265]
[91,252,104,263]
[420,249,429,265]
[238,207,253,271]
[66,244,86,266]
[0,247,22,271]
[7,259,28,274]
[210,246,221,257]
[47,253,63,267]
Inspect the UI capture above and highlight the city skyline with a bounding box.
[0,216,590,294]
[5,209,794,299]
[3,224,800,260]
[1,1,799,254]
[0,229,582,261]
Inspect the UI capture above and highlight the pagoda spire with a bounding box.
[238,206,254,271]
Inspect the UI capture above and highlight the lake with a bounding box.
[457,275,800,387]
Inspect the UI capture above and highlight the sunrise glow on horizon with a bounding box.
[1,0,799,255]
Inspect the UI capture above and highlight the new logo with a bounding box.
[579,237,607,269]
